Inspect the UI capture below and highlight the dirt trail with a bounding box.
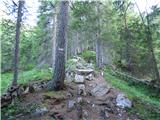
[3,72,142,120]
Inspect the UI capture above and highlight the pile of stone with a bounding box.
[66,56,94,83]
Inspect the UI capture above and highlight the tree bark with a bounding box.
[51,1,69,90]
[12,0,24,86]
[52,5,58,68]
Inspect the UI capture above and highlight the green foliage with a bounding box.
[1,19,15,71]
[81,50,96,63]
[104,68,160,120]
[1,68,52,93]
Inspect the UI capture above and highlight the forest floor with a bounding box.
[2,58,160,120]
[2,72,141,120]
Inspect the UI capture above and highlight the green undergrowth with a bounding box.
[1,68,52,93]
[104,68,160,120]
[80,50,96,64]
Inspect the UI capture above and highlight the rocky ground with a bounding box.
[1,57,142,120]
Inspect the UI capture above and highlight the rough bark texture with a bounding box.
[12,0,24,86]
[51,1,69,90]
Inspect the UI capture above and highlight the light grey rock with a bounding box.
[31,107,48,117]
[105,111,109,118]
[76,69,94,75]
[116,93,132,108]
[86,63,94,69]
[75,74,85,83]
[91,84,110,97]
[77,97,83,103]
[68,100,76,109]
[89,83,97,88]
[78,84,86,96]
[66,72,74,83]
[23,87,29,94]
[85,73,94,81]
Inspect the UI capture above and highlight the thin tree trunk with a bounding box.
[51,1,69,90]
[134,2,160,82]
[12,0,24,86]
[95,2,103,68]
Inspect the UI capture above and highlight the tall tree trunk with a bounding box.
[51,1,69,90]
[12,0,24,86]
[96,38,103,68]
[52,5,58,68]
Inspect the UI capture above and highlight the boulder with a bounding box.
[116,93,132,108]
[91,84,110,97]
[75,74,85,83]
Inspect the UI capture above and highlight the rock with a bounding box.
[85,73,94,81]
[66,72,74,83]
[67,92,73,98]
[92,104,95,107]
[78,84,86,96]
[75,74,85,83]
[68,100,76,110]
[23,87,29,94]
[77,97,83,103]
[116,93,132,108]
[105,111,109,118]
[89,83,97,88]
[76,69,94,75]
[82,110,89,120]
[91,84,110,97]
[31,107,48,117]
[100,109,110,119]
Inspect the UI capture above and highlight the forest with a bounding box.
[1,0,160,120]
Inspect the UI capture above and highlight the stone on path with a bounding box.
[75,74,85,83]
[31,107,48,117]
[76,69,94,75]
[78,84,86,96]
[91,84,110,97]
[116,93,132,108]
[67,100,76,111]
[66,72,74,83]
[85,73,94,81]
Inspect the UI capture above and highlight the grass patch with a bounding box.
[104,68,160,120]
[1,68,52,93]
